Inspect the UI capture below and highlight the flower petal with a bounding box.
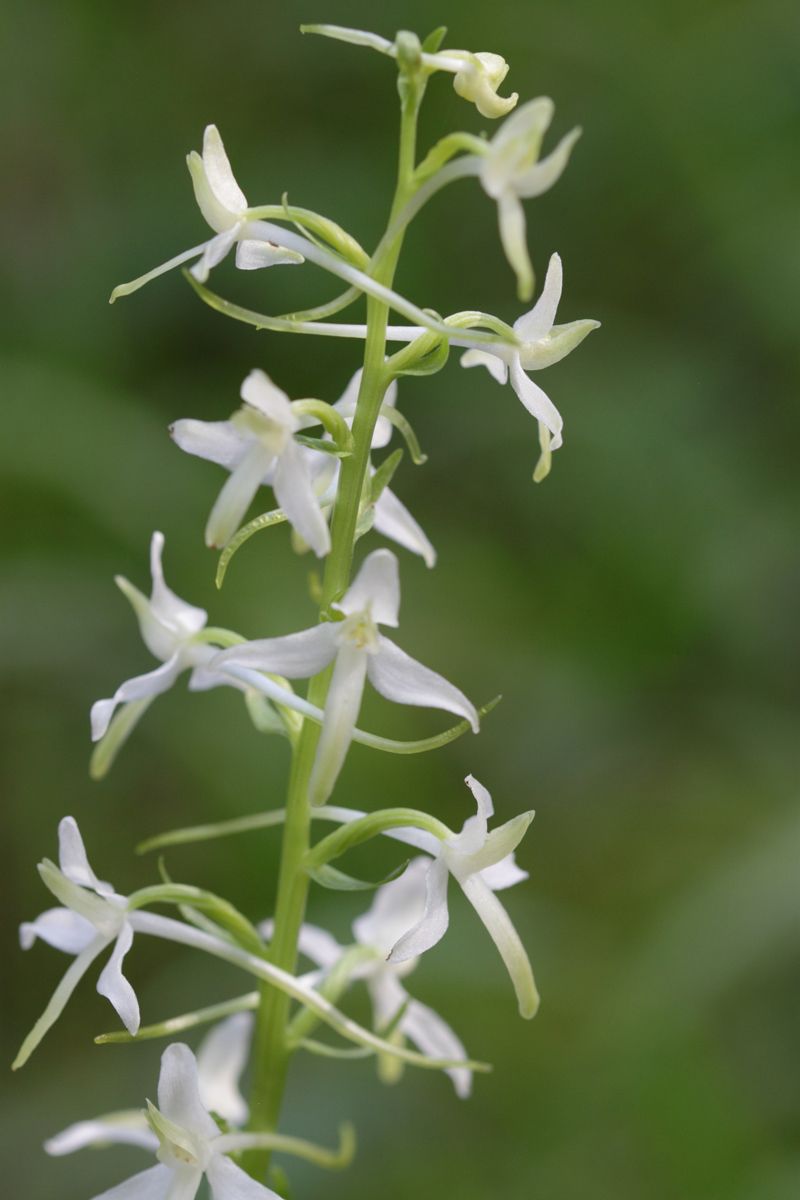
[157,1043,220,1140]
[508,357,563,449]
[202,125,248,215]
[213,623,337,679]
[189,225,240,284]
[110,244,209,303]
[240,369,295,427]
[89,1163,174,1200]
[521,318,602,372]
[515,127,582,199]
[308,643,368,806]
[148,532,207,642]
[20,907,97,955]
[369,636,479,732]
[45,1112,157,1156]
[96,922,140,1035]
[206,1152,283,1200]
[196,1013,252,1127]
[373,487,436,569]
[58,815,114,894]
[296,924,346,968]
[497,191,533,302]
[335,369,397,449]
[337,548,400,626]
[480,855,528,891]
[353,857,430,955]
[273,440,331,558]
[460,348,508,385]
[91,654,184,742]
[513,252,562,343]
[459,874,539,1018]
[456,812,534,877]
[170,419,250,472]
[387,858,450,963]
[401,998,472,1098]
[205,443,275,549]
[13,934,108,1069]
[235,239,304,270]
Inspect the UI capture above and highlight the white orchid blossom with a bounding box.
[14,817,140,1068]
[213,548,478,805]
[51,1043,283,1200]
[461,252,600,479]
[110,125,303,302]
[329,369,436,568]
[90,532,235,747]
[171,369,332,553]
[479,97,581,300]
[302,25,516,119]
[385,775,539,1019]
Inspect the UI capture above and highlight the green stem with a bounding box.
[242,78,423,1182]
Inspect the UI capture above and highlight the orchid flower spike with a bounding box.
[480,98,581,300]
[462,253,600,480]
[54,1043,283,1200]
[14,817,139,1069]
[171,369,332,553]
[327,369,436,568]
[110,125,303,302]
[213,549,478,805]
[388,776,539,1019]
[302,25,517,119]
[90,532,237,761]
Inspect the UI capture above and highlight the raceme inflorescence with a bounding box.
[16,23,599,1199]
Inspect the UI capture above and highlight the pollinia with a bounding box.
[15,24,598,1200]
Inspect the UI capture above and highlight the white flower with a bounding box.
[214,548,478,805]
[170,369,332,553]
[461,253,600,479]
[110,125,303,301]
[387,775,539,1019]
[480,98,581,300]
[327,369,436,568]
[14,817,139,1068]
[55,1043,282,1200]
[90,532,232,744]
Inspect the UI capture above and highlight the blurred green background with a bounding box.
[2,1,798,1197]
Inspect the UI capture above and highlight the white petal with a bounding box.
[148,532,207,642]
[460,348,508,385]
[465,774,494,821]
[521,318,601,372]
[308,643,368,806]
[515,127,582,199]
[480,855,528,891]
[513,253,562,343]
[213,623,337,678]
[488,96,554,172]
[235,239,304,270]
[373,488,436,569]
[170,419,251,472]
[335,369,397,448]
[96,922,140,1034]
[110,244,209,302]
[240,369,295,427]
[455,813,534,877]
[58,815,114,894]
[273,441,331,558]
[296,924,345,968]
[189,225,240,283]
[337,548,400,626]
[196,1014,252,1127]
[497,191,533,302]
[91,654,184,741]
[401,998,472,1098]
[508,357,564,449]
[369,636,479,732]
[206,1153,283,1200]
[388,858,450,964]
[20,907,97,955]
[202,125,248,216]
[367,971,409,1029]
[158,1043,220,1140]
[205,443,275,549]
[45,1112,157,1156]
[459,874,539,1018]
[353,857,430,956]
[89,1164,174,1200]
[13,934,108,1069]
